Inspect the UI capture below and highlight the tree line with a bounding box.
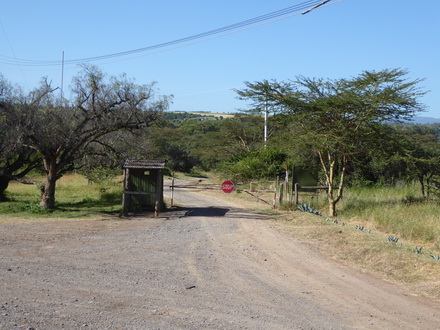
[1,67,439,215]
[155,69,439,215]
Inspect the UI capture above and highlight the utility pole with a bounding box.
[264,99,268,147]
[60,51,64,101]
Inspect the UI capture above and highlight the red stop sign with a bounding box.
[221,180,235,193]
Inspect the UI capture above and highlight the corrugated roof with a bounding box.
[123,159,166,169]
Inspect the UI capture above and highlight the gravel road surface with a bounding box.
[1,181,439,329]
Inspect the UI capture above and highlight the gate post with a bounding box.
[170,175,174,207]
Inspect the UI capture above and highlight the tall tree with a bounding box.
[237,69,426,216]
[7,66,170,208]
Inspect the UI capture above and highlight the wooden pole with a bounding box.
[285,164,290,206]
[294,183,299,205]
[170,175,174,207]
[279,183,284,205]
[122,168,129,215]
[154,169,162,217]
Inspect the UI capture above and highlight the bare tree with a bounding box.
[0,74,41,201]
[9,66,170,208]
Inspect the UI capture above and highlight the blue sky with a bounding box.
[1,0,439,118]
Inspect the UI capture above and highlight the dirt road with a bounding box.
[1,183,439,329]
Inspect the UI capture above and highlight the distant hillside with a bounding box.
[408,116,440,124]
[167,112,440,124]
[164,111,235,120]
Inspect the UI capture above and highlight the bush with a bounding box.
[224,148,287,181]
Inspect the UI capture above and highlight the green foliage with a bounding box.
[24,202,50,214]
[161,143,200,173]
[162,111,216,124]
[80,166,121,185]
[222,148,287,181]
[235,69,427,216]
[179,118,220,135]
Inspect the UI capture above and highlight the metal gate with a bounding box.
[168,177,277,209]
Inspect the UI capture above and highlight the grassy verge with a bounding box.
[0,174,123,221]
[339,185,439,250]
[274,210,440,301]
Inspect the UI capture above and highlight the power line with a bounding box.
[0,0,336,67]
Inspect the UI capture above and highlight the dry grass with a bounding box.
[274,211,440,301]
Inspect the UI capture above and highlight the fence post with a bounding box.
[122,168,129,215]
[294,183,299,205]
[285,164,290,206]
[170,175,174,207]
[279,183,284,205]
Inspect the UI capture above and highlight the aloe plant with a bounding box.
[388,236,399,243]
[414,247,423,254]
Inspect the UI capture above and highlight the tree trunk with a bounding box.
[318,150,338,217]
[318,151,347,217]
[40,157,59,209]
[327,187,337,217]
[426,173,434,199]
[417,173,426,199]
[0,175,10,202]
[328,200,337,217]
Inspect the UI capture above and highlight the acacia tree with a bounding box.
[9,66,170,208]
[395,126,440,199]
[237,69,426,216]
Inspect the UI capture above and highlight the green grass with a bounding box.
[292,183,440,249]
[0,174,123,219]
[337,184,440,249]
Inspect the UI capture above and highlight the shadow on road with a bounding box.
[185,207,230,217]
[163,206,269,220]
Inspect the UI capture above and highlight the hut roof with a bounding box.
[123,159,166,170]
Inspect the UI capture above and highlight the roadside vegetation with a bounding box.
[0,174,122,219]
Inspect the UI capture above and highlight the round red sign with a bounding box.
[221,180,235,193]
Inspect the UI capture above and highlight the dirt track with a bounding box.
[1,182,439,329]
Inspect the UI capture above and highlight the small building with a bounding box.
[122,159,166,217]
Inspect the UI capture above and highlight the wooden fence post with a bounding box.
[154,169,163,217]
[294,183,299,205]
[279,183,284,205]
[122,168,129,215]
[170,175,174,207]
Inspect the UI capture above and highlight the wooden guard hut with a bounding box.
[122,159,166,217]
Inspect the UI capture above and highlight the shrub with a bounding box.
[225,148,287,181]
